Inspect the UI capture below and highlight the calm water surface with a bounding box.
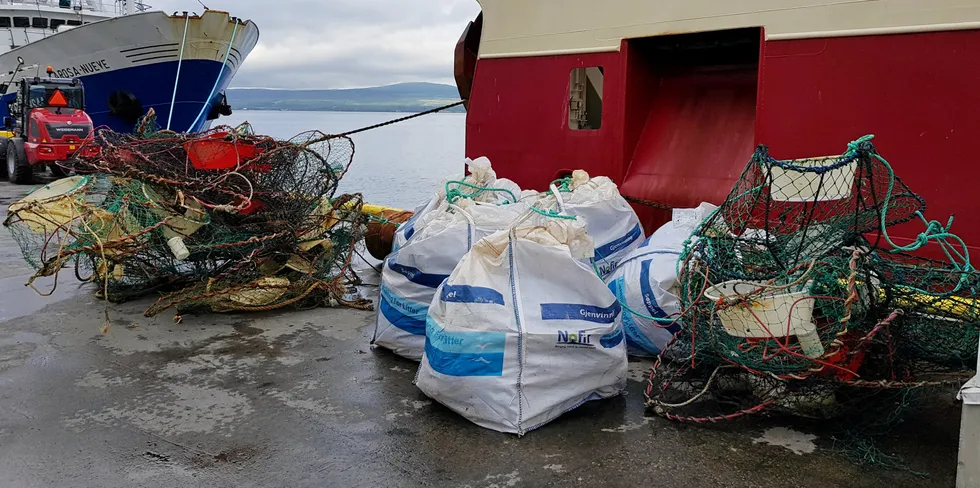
[222,110,466,210]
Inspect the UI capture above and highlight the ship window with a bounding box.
[66,20,81,26]
[0,18,10,28]
[32,18,48,29]
[51,19,65,29]
[569,67,603,130]
[13,17,29,28]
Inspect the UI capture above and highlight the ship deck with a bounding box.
[0,180,962,488]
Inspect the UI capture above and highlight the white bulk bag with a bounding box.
[393,198,439,252]
[374,199,528,360]
[393,157,520,251]
[605,202,718,357]
[547,170,644,278]
[415,215,627,434]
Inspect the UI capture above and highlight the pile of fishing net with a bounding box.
[643,135,978,467]
[3,115,372,319]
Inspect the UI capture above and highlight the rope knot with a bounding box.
[846,134,876,158]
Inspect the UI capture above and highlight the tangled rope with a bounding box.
[4,112,374,321]
[642,136,980,471]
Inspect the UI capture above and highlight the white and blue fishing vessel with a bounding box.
[0,1,258,133]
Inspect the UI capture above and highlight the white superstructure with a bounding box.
[477,0,980,58]
[0,1,151,52]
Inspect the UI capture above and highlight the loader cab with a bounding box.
[6,77,86,135]
[0,70,96,185]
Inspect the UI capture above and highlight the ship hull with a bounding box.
[464,26,980,261]
[0,10,258,134]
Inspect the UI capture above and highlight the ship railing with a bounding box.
[0,64,40,80]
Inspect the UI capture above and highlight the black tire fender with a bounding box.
[107,90,143,124]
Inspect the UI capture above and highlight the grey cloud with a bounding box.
[150,0,481,88]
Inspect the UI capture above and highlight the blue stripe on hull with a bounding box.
[0,59,235,134]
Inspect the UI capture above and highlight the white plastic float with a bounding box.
[704,280,824,358]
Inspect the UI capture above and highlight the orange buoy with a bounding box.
[364,209,414,260]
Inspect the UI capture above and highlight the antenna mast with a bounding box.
[119,0,151,14]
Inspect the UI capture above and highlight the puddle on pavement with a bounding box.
[0,274,86,322]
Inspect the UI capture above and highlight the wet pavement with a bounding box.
[0,179,966,487]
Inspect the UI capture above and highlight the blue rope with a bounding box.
[190,20,239,131]
[166,14,191,131]
[762,149,859,174]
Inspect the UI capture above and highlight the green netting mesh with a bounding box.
[3,112,372,319]
[643,136,978,470]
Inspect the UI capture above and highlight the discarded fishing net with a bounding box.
[643,136,977,469]
[3,115,372,320]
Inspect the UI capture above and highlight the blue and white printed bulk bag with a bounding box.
[373,198,527,360]
[392,157,521,252]
[415,214,627,434]
[605,202,717,357]
[392,198,439,253]
[555,170,644,278]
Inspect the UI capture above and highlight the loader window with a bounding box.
[28,85,84,110]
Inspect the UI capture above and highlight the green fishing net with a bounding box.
[644,136,978,470]
[3,113,372,318]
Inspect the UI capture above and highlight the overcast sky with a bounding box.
[149,0,481,89]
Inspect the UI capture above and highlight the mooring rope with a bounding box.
[190,18,240,131]
[337,100,465,137]
[166,13,191,131]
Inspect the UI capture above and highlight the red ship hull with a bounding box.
[463,27,980,260]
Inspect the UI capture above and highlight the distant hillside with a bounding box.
[228,82,465,113]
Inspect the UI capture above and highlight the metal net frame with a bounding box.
[642,136,978,469]
[4,113,373,320]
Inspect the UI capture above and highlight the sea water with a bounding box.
[222,110,466,211]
